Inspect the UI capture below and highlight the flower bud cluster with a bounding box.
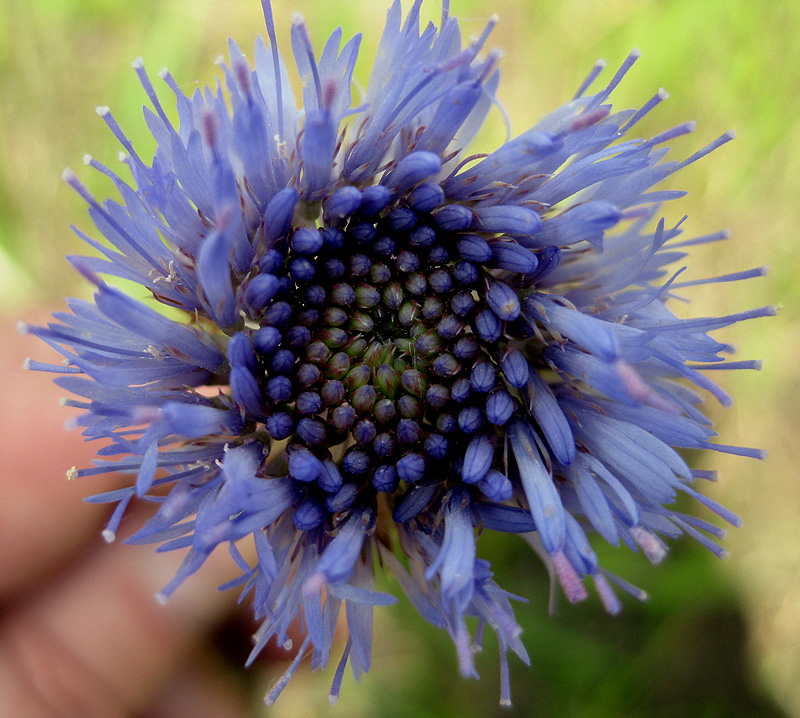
[229,172,545,528]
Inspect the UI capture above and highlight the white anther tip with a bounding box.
[132,57,144,69]
[96,105,110,116]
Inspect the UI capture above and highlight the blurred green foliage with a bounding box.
[2,0,797,716]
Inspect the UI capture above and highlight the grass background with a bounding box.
[1,0,797,715]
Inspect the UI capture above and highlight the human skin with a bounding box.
[0,313,256,718]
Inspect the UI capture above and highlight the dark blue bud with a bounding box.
[422,296,445,319]
[331,283,356,305]
[324,185,362,223]
[453,261,479,285]
[472,205,541,235]
[392,481,438,522]
[343,449,371,475]
[436,413,457,434]
[396,250,420,273]
[428,268,452,294]
[489,240,538,273]
[331,404,356,430]
[353,419,377,445]
[432,204,473,232]
[293,497,326,531]
[388,208,418,233]
[295,362,321,387]
[291,227,323,255]
[296,307,319,326]
[244,274,280,313]
[348,222,377,245]
[373,398,397,424]
[266,412,294,440]
[348,254,371,277]
[382,281,404,309]
[321,327,348,349]
[456,235,492,262]
[408,181,445,213]
[372,236,395,257]
[323,306,348,326]
[397,395,422,420]
[477,469,513,502]
[288,447,323,482]
[451,291,477,316]
[458,405,485,433]
[414,329,442,356]
[470,362,497,393]
[397,419,424,445]
[486,389,515,425]
[373,432,397,457]
[297,391,322,415]
[372,465,398,492]
[321,226,346,251]
[325,351,350,378]
[527,246,562,282]
[462,433,494,483]
[400,369,428,397]
[266,375,293,402]
[306,341,331,365]
[351,384,377,413]
[289,257,316,282]
[270,348,296,374]
[432,353,460,377]
[227,332,257,372]
[320,379,345,406]
[264,187,299,245]
[426,384,450,409]
[396,453,426,483]
[427,244,450,264]
[437,314,464,340]
[325,482,359,513]
[500,348,530,388]
[324,257,346,278]
[355,284,381,308]
[453,335,479,359]
[285,325,311,349]
[475,307,502,341]
[258,249,283,274]
[424,433,449,460]
[370,262,392,284]
[303,284,326,305]
[297,417,329,446]
[405,271,427,295]
[383,151,441,195]
[275,275,294,299]
[360,184,392,216]
[318,459,343,493]
[486,280,521,321]
[408,225,437,247]
[451,377,473,403]
[263,301,292,329]
[398,301,419,326]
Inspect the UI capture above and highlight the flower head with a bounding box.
[26,0,772,705]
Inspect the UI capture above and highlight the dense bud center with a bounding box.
[229,185,531,528]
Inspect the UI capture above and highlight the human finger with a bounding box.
[0,520,247,718]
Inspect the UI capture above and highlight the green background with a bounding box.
[1,0,798,715]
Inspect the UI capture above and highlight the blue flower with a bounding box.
[24,0,773,705]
